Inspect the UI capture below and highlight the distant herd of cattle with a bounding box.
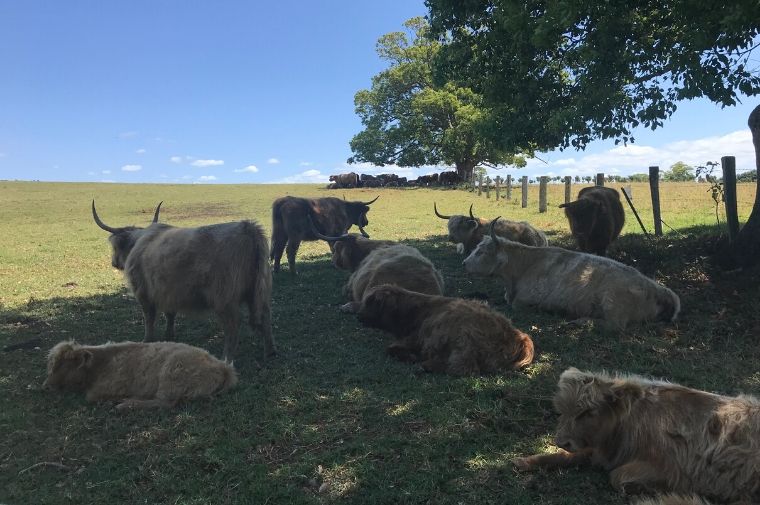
[327,170,462,188]
[38,185,759,504]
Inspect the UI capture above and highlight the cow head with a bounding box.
[309,216,366,270]
[434,203,483,251]
[92,200,162,269]
[43,341,94,392]
[357,284,419,334]
[344,195,379,237]
[463,218,508,275]
[553,368,644,453]
[558,199,600,239]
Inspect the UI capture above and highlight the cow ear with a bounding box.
[468,220,479,230]
[607,383,643,409]
[78,350,94,369]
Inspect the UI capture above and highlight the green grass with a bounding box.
[1,180,759,504]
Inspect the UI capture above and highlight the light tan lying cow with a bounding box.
[434,203,548,255]
[633,495,712,505]
[357,285,534,375]
[341,244,444,313]
[463,218,679,328]
[513,368,760,503]
[44,340,237,411]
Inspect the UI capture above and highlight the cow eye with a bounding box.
[575,409,593,420]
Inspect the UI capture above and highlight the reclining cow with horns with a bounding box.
[434,203,548,255]
[309,218,397,272]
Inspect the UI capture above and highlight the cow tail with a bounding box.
[512,331,535,369]
[270,201,284,261]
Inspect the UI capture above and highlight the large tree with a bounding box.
[426,0,760,266]
[348,17,526,181]
[663,161,695,182]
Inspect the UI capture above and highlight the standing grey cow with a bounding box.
[92,201,274,361]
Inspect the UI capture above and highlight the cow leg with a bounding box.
[270,232,287,273]
[339,301,360,313]
[219,309,241,362]
[248,297,276,358]
[285,239,301,274]
[609,460,666,495]
[164,312,176,340]
[386,342,420,363]
[141,302,157,341]
[116,398,177,411]
[513,448,593,471]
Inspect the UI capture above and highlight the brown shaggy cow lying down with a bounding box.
[357,285,534,375]
[341,244,444,312]
[513,368,760,503]
[44,340,237,410]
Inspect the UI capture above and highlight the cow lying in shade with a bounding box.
[513,368,760,503]
[463,219,679,328]
[633,495,711,505]
[434,203,547,255]
[309,218,396,271]
[341,244,444,313]
[44,340,237,411]
[357,285,534,375]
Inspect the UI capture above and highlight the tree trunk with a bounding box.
[731,104,760,267]
[455,160,476,181]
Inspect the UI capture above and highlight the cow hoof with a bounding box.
[339,302,358,313]
[512,457,534,472]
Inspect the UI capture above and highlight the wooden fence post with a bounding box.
[539,176,548,213]
[485,176,491,198]
[722,156,739,242]
[506,175,512,200]
[478,174,483,196]
[595,173,605,186]
[564,176,572,203]
[649,166,663,236]
[495,176,501,201]
[521,176,528,208]
[624,184,632,200]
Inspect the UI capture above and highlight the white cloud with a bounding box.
[181,175,193,180]
[267,158,280,164]
[170,156,183,164]
[121,164,142,172]
[118,131,138,139]
[195,175,218,183]
[299,161,313,166]
[100,179,115,183]
[87,171,96,176]
[191,159,224,167]
[234,165,259,173]
[270,169,330,184]
[136,148,146,154]
[102,170,111,175]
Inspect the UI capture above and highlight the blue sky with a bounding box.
[1,1,757,184]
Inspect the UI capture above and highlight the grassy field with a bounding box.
[1,180,759,504]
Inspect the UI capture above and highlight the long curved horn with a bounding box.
[362,195,380,205]
[152,201,163,223]
[490,217,501,241]
[308,215,352,242]
[469,204,476,219]
[357,224,370,239]
[91,200,121,234]
[433,202,451,220]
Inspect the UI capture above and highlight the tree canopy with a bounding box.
[426,0,760,153]
[348,17,526,180]
[663,161,696,181]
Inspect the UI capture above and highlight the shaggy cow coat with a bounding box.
[560,186,625,256]
[342,244,444,312]
[330,236,397,271]
[44,340,238,410]
[513,368,760,503]
[463,231,679,328]
[357,285,534,375]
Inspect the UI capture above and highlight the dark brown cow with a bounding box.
[416,173,439,186]
[92,201,273,361]
[357,285,534,376]
[270,195,379,274]
[513,368,760,502]
[439,171,461,186]
[559,186,625,256]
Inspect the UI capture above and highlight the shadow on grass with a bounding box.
[1,227,759,504]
